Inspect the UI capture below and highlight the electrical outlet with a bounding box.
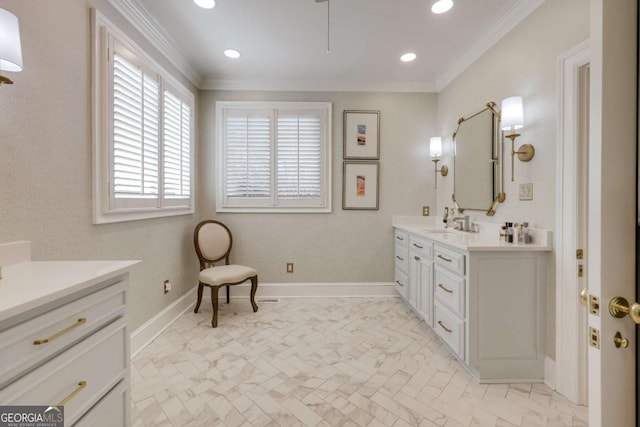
[286,263,294,273]
[422,206,430,216]
[164,280,171,294]
[519,183,533,201]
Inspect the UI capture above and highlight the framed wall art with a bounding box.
[342,161,380,210]
[343,110,380,159]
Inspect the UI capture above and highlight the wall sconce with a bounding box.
[0,8,23,85]
[501,96,534,181]
[429,136,448,188]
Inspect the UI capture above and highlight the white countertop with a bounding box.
[393,216,552,252]
[0,260,140,323]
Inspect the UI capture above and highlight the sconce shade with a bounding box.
[0,8,23,72]
[429,137,442,158]
[500,96,524,130]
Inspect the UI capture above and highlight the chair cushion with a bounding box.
[199,264,257,287]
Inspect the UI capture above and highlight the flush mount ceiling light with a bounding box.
[194,0,215,9]
[400,52,417,63]
[431,0,454,14]
[224,49,240,59]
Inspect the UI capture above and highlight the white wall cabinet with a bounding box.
[394,226,549,383]
[0,258,138,427]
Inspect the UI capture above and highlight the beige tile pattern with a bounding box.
[131,297,587,426]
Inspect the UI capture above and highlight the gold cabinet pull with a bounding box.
[33,318,87,345]
[438,284,454,294]
[58,381,87,406]
[437,254,452,263]
[438,321,453,333]
[396,236,405,241]
[396,256,404,261]
[414,256,421,261]
[395,280,405,287]
[413,243,424,249]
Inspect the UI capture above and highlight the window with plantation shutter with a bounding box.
[92,11,195,224]
[216,102,332,213]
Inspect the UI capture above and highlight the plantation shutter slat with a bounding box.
[113,53,159,198]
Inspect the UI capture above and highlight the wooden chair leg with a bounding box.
[250,276,259,312]
[194,283,204,313]
[211,286,219,328]
[226,285,230,304]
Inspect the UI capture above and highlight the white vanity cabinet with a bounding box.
[394,230,409,300]
[392,225,550,383]
[409,235,433,326]
[0,258,138,427]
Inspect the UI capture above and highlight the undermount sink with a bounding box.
[423,228,454,234]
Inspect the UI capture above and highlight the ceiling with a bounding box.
[114,0,545,92]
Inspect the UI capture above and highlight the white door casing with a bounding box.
[588,1,637,426]
[555,41,590,405]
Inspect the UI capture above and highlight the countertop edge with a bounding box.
[0,260,141,323]
[393,224,553,252]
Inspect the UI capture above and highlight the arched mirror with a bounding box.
[452,102,505,216]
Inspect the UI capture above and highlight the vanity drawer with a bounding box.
[434,302,465,359]
[395,245,409,274]
[409,235,433,260]
[0,280,126,387]
[394,268,409,300]
[74,380,128,427]
[0,318,127,426]
[434,244,465,275]
[395,230,409,248]
[434,266,465,317]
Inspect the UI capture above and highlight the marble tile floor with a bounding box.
[131,297,588,427]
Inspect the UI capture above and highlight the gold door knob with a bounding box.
[608,296,640,324]
[579,288,588,307]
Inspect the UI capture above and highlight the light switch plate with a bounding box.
[422,206,430,216]
[519,183,533,201]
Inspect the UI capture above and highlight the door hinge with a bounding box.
[578,264,584,277]
[576,249,584,260]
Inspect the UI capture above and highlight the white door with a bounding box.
[587,1,637,425]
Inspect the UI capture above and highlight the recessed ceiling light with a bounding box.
[194,0,215,9]
[224,49,241,59]
[400,53,417,63]
[431,0,453,14]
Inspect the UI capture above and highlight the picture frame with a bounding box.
[343,110,380,159]
[342,161,380,210]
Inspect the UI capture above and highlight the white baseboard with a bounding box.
[222,281,397,298]
[130,286,198,358]
[130,282,397,357]
[544,356,556,390]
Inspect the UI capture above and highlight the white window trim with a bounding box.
[91,9,195,224]
[215,101,332,213]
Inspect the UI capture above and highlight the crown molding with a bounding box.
[107,0,201,86]
[198,77,437,93]
[434,0,547,91]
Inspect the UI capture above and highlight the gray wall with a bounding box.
[200,91,438,283]
[0,0,200,330]
[436,0,590,359]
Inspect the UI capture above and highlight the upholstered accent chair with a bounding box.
[193,220,258,327]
